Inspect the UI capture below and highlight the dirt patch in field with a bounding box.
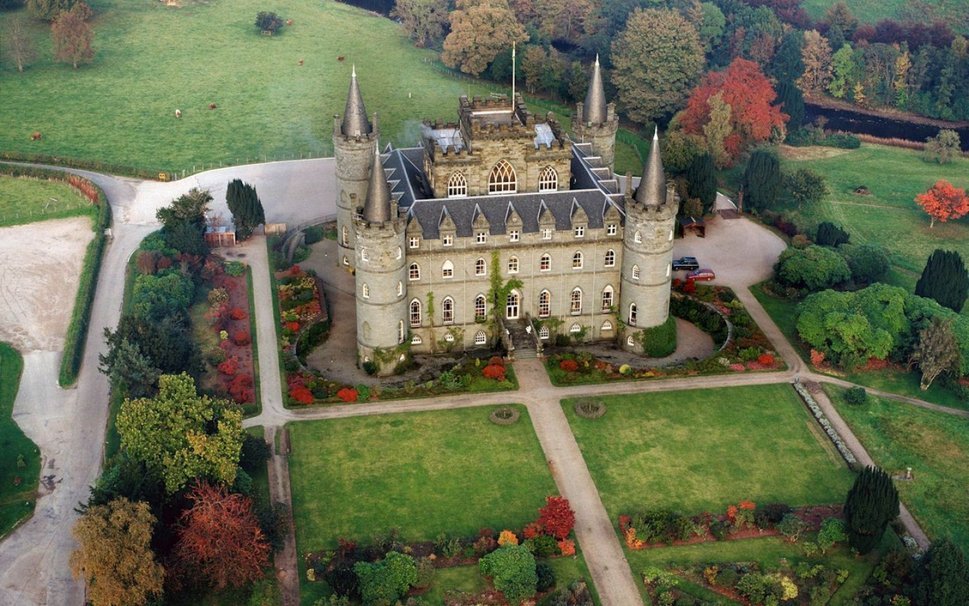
[778,144,852,161]
[0,217,93,352]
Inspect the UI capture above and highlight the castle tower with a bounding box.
[620,128,679,354]
[334,66,379,269]
[353,147,409,376]
[573,56,619,173]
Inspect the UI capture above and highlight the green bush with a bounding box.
[480,545,538,605]
[535,561,556,593]
[715,567,739,588]
[354,551,418,606]
[844,387,868,405]
[303,226,325,245]
[670,297,729,345]
[524,534,559,558]
[775,245,851,292]
[638,314,677,357]
[840,243,891,285]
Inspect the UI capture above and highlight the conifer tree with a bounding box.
[843,466,899,554]
[684,153,717,213]
[915,249,969,313]
[815,221,849,247]
[226,179,265,241]
[914,538,969,606]
[741,149,781,212]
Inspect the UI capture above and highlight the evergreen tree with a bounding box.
[843,466,899,554]
[771,30,804,83]
[913,538,969,606]
[226,179,265,241]
[776,80,805,133]
[815,221,850,247]
[915,249,969,313]
[684,153,717,213]
[741,149,781,212]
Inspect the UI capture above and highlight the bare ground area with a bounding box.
[0,217,93,353]
[778,144,852,161]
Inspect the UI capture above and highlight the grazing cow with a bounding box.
[285,19,293,25]
[298,58,304,66]
[175,109,182,118]
[30,131,42,141]
[209,103,217,110]
[337,56,345,62]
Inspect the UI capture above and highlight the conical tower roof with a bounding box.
[635,127,666,206]
[362,147,391,223]
[341,65,372,137]
[583,55,607,124]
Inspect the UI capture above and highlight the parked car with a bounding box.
[688,268,716,281]
[672,256,700,271]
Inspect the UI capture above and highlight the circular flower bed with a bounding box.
[489,406,520,426]
[574,398,606,419]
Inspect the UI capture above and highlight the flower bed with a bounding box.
[792,382,858,467]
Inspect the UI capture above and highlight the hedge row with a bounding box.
[0,152,167,181]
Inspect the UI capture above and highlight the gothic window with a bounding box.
[601,285,614,311]
[410,299,422,327]
[570,323,582,333]
[539,326,550,340]
[475,258,486,276]
[341,226,349,246]
[362,283,370,299]
[540,254,551,272]
[605,249,616,267]
[474,294,486,320]
[443,233,453,246]
[601,320,613,331]
[572,251,583,269]
[634,231,642,243]
[538,166,558,192]
[628,303,637,326]
[474,331,487,345]
[442,297,454,324]
[409,263,420,280]
[571,288,583,314]
[538,290,551,318]
[447,172,468,197]
[574,225,585,238]
[509,229,520,242]
[360,248,369,262]
[442,260,454,279]
[409,236,420,249]
[508,256,519,274]
[632,264,640,280]
[476,231,488,244]
[607,223,617,236]
[488,160,517,193]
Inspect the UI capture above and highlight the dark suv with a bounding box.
[672,256,700,271]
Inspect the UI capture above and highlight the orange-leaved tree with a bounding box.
[173,482,270,590]
[915,179,969,228]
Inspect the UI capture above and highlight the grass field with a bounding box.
[0,343,40,538]
[801,0,969,33]
[0,0,646,176]
[0,175,95,228]
[827,386,969,552]
[564,385,855,519]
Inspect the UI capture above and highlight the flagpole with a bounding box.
[511,41,516,104]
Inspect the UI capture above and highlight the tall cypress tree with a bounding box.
[843,466,899,554]
[741,149,781,212]
[776,80,805,133]
[915,249,969,312]
[226,179,266,241]
[685,153,717,214]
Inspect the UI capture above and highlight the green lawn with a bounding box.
[0,343,40,538]
[564,384,854,519]
[801,0,969,33]
[0,175,95,228]
[827,386,969,552]
[0,0,645,176]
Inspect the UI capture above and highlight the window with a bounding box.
[474,295,486,320]
[474,331,487,345]
[607,223,617,236]
[634,231,642,244]
[538,166,558,192]
[475,258,486,276]
[542,228,552,240]
[540,254,551,272]
[447,172,467,197]
[601,320,613,331]
[442,297,454,324]
[627,335,636,346]
[398,321,405,344]
[506,291,520,319]
[410,299,422,327]
[362,283,370,299]
[632,264,640,280]
[442,260,454,279]
[601,286,614,311]
[443,234,453,246]
[396,247,402,259]
[539,326,550,340]
[509,230,520,242]
[341,226,349,246]
[666,263,671,278]
[628,303,637,326]
[409,236,420,249]
[574,225,585,238]
[668,230,674,241]
[411,334,422,345]
[538,290,551,318]
[508,256,519,274]
[342,256,349,266]
[572,251,583,269]
[396,281,403,297]
[570,323,582,333]
[604,249,616,267]
[363,322,371,339]
[444,333,455,342]
[571,288,582,314]
[409,263,420,280]
[360,248,369,262]
[488,159,517,193]
[476,231,488,244]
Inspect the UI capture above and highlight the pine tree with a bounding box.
[684,153,717,213]
[843,466,899,554]
[226,179,265,241]
[741,149,781,212]
[915,249,969,313]
[815,222,849,247]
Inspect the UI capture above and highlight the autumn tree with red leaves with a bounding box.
[680,58,788,166]
[537,496,575,540]
[915,180,969,228]
[173,482,270,590]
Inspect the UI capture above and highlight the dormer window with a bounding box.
[538,166,558,192]
[443,233,453,246]
[542,228,552,240]
[509,229,520,242]
[447,172,467,198]
[476,231,488,244]
[574,226,585,238]
[607,224,617,236]
[409,236,420,249]
[488,160,517,194]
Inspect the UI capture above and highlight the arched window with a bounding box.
[342,256,349,266]
[488,160,517,193]
[396,247,402,260]
[447,172,467,197]
[538,166,558,192]
[627,335,636,346]
[508,256,519,274]
[538,326,550,340]
[475,258,486,276]
[604,249,616,267]
[474,331,487,345]
[506,291,520,319]
[538,290,551,318]
[442,297,454,324]
[411,334,423,345]
[362,283,370,299]
[570,323,582,333]
[666,263,671,277]
[540,254,551,271]
[396,281,403,296]
[341,226,349,246]
[628,303,638,326]
[632,264,640,280]
[601,285,614,311]
[601,320,613,331]
[475,294,486,321]
[571,288,582,314]
[634,231,642,244]
[410,299,422,327]
[442,260,454,279]
[398,320,405,344]
[572,251,583,269]
[409,263,420,280]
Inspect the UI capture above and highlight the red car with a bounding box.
[688,268,716,281]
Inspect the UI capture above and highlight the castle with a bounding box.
[332,61,679,375]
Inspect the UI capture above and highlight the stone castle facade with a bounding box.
[333,60,678,375]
